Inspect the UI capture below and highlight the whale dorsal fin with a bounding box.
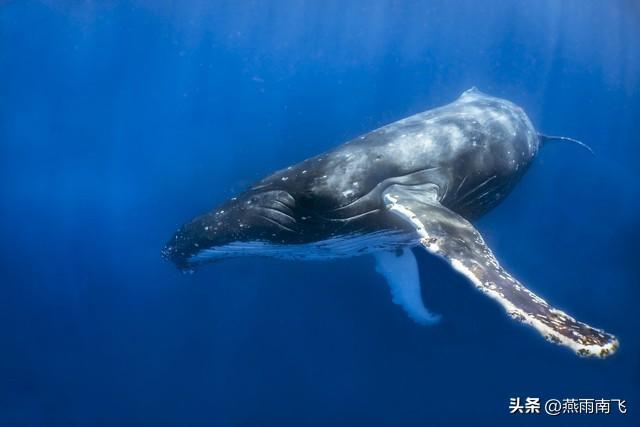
[374,249,440,325]
[382,183,618,358]
[460,86,483,99]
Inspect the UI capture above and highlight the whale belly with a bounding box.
[189,230,416,263]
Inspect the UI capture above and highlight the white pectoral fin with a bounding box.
[374,249,441,325]
[382,183,619,358]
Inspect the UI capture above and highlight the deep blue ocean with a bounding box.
[1,1,639,426]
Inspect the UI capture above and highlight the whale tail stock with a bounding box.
[538,133,594,155]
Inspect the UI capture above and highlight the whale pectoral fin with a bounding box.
[382,183,619,358]
[374,249,441,325]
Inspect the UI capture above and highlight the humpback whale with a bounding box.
[162,88,618,358]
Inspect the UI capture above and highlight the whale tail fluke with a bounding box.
[538,133,594,155]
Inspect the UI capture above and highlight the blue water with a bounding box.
[2,1,639,426]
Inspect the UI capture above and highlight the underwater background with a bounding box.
[1,1,639,426]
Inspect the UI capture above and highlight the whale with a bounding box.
[162,88,618,358]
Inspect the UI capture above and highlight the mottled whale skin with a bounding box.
[163,88,536,268]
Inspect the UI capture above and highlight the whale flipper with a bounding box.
[382,183,619,358]
[374,249,441,325]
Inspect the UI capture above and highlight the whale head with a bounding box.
[162,189,299,271]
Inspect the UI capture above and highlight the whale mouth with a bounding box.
[163,187,303,267]
[162,189,301,271]
[162,238,235,272]
[161,238,195,271]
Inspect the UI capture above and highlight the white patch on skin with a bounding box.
[324,147,371,194]
[486,110,517,136]
[441,125,465,151]
[459,106,484,117]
